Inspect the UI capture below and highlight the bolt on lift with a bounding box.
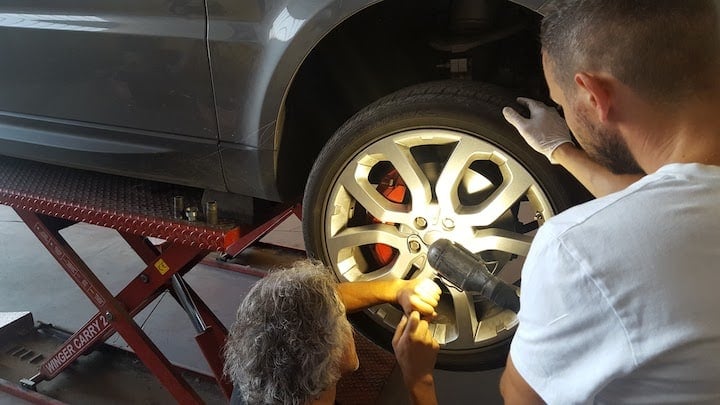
[0,156,301,404]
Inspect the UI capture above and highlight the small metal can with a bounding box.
[185,206,199,222]
[206,201,218,225]
[173,196,185,219]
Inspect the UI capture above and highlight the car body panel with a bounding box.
[0,111,227,190]
[0,1,216,138]
[219,144,280,200]
[0,0,226,189]
[0,0,541,201]
[207,0,380,149]
[207,0,382,198]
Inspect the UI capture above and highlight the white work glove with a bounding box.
[502,97,574,164]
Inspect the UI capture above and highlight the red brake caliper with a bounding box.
[370,169,407,265]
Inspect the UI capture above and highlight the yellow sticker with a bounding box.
[154,259,170,275]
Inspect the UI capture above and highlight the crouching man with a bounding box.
[224,260,442,405]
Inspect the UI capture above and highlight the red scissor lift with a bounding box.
[0,156,301,404]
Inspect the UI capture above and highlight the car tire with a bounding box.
[303,80,578,370]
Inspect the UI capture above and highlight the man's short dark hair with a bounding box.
[541,0,720,102]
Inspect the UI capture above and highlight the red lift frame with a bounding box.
[0,156,301,404]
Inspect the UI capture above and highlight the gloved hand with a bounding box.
[502,97,574,164]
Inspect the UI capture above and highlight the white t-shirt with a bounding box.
[510,163,720,404]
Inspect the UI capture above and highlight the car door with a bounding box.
[0,0,226,190]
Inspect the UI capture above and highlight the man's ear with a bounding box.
[574,72,613,122]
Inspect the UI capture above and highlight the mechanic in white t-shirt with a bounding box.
[499,0,720,403]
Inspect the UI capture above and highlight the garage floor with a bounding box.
[0,204,504,404]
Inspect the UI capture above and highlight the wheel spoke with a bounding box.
[366,139,432,211]
[327,224,417,282]
[412,260,440,280]
[436,138,488,212]
[462,229,533,257]
[441,288,479,348]
[327,223,407,257]
[343,251,416,282]
[338,169,409,224]
[459,165,533,226]
[474,308,518,343]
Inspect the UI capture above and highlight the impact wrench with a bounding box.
[428,239,520,313]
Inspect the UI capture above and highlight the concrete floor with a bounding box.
[0,204,504,404]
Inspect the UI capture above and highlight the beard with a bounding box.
[575,108,645,175]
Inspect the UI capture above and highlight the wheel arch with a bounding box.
[229,0,381,149]
[273,0,545,201]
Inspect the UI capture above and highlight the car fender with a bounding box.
[218,0,544,151]
[208,0,381,150]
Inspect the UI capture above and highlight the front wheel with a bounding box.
[303,81,577,370]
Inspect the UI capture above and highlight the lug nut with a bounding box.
[409,240,421,253]
[442,218,455,230]
[414,217,427,229]
[534,211,544,221]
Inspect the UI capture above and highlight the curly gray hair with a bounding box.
[223,260,351,404]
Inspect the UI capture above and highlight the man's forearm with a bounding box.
[336,280,402,313]
[500,356,544,405]
[406,375,438,405]
[552,144,643,197]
